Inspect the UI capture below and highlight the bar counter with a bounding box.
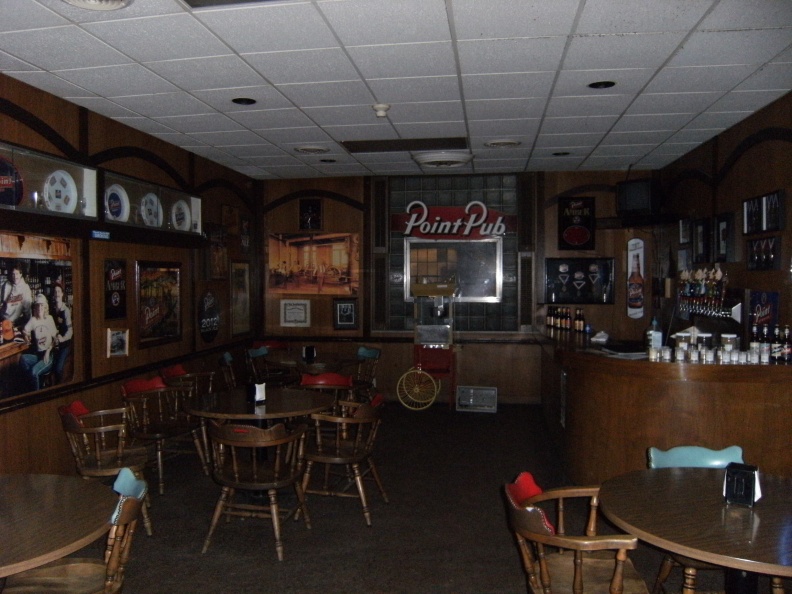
[541,337,792,485]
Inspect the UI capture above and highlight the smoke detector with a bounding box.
[294,146,330,155]
[413,151,473,168]
[373,104,391,118]
[61,0,131,9]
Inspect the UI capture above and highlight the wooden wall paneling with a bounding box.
[456,342,541,404]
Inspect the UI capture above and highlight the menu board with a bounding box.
[545,258,614,304]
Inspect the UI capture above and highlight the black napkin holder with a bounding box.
[724,462,759,506]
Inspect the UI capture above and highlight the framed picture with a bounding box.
[230,262,250,336]
[679,219,690,245]
[280,299,311,327]
[333,298,358,330]
[715,212,735,262]
[221,204,239,235]
[299,198,322,231]
[106,328,129,357]
[544,258,614,304]
[677,248,691,272]
[692,218,711,264]
[137,261,181,347]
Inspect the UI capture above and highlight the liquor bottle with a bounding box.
[565,308,572,330]
[784,325,792,365]
[645,316,663,351]
[627,254,644,310]
[771,325,785,364]
[546,306,553,327]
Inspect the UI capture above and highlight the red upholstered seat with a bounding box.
[161,364,188,378]
[122,376,167,395]
[299,372,352,387]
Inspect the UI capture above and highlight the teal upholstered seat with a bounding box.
[647,444,743,469]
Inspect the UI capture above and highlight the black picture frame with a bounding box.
[299,198,323,231]
[715,213,735,263]
[333,298,358,330]
[692,218,711,264]
[544,257,614,304]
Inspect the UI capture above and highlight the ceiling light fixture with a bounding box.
[413,151,473,168]
[231,97,256,106]
[588,80,616,89]
[484,139,522,149]
[552,152,571,156]
[373,104,391,118]
[294,146,330,155]
[61,0,131,9]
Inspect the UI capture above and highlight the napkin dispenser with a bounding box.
[723,462,761,506]
[246,382,266,404]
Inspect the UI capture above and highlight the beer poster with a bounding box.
[136,261,181,347]
[627,238,645,319]
[558,196,595,250]
[104,259,126,319]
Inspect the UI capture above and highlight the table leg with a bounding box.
[724,568,759,594]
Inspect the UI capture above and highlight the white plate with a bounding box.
[141,193,163,227]
[43,170,78,214]
[104,183,130,222]
[171,199,192,231]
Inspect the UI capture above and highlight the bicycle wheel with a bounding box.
[397,368,438,410]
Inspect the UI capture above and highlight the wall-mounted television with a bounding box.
[616,178,657,218]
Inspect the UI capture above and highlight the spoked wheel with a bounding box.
[397,368,439,410]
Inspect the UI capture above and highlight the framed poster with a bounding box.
[333,298,358,330]
[545,257,614,304]
[206,223,227,280]
[280,299,310,327]
[230,262,250,336]
[558,196,595,250]
[136,261,181,347]
[692,218,711,263]
[106,328,129,357]
[197,290,220,344]
[104,259,126,320]
[715,213,735,263]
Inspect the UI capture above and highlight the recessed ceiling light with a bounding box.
[484,139,522,149]
[294,146,330,155]
[231,97,256,106]
[413,151,473,168]
[552,152,571,156]
[588,81,616,89]
[61,0,131,9]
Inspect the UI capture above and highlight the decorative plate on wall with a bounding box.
[170,199,191,231]
[0,156,24,206]
[43,170,78,213]
[141,193,163,227]
[104,183,130,222]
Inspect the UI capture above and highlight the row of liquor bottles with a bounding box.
[545,306,589,333]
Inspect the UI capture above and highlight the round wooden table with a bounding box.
[188,386,335,421]
[599,468,792,593]
[0,474,116,578]
[266,351,358,376]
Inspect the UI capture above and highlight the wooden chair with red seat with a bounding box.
[504,472,649,594]
[301,401,384,526]
[122,377,209,495]
[299,372,354,412]
[160,363,216,396]
[58,401,153,536]
[3,467,148,594]
[201,421,310,561]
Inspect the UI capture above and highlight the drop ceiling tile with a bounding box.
[580,155,632,169]
[347,42,456,79]
[186,146,241,163]
[612,113,694,132]
[146,56,266,91]
[229,108,315,129]
[469,137,533,151]
[187,130,268,146]
[700,0,792,29]
[534,133,605,148]
[452,0,580,39]
[153,113,245,134]
[670,29,792,67]
[565,32,686,70]
[4,71,96,98]
[601,130,675,145]
[387,101,464,124]
[591,143,655,157]
[545,95,633,117]
[532,147,593,158]
[0,0,67,32]
[55,64,176,97]
[646,65,761,94]
[665,128,723,143]
[302,105,383,127]
[468,119,541,137]
[245,48,360,85]
[462,72,556,100]
[527,158,586,171]
[0,51,38,71]
[541,115,618,134]
[36,0,182,23]
[368,76,461,103]
[457,37,567,75]
[709,90,788,112]
[736,63,792,91]
[626,92,723,115]
[554,68,656,96]
[229,165,276,178]
[84,14,231,63]
[150,132,209,148]
[192,86,294,112]
[196,3,338,53]
[66,97,139,118]
[112,92,213,117]
[257,127,333,145]
[222,144,288,158]
[465,98,546,120]
[686,111,752,130]
[319,0,450,46]
[312,163,370,175]
[576,0,712,34]
[393,121,467,138]
[112,116,179,135]
[353,151,414,163]
[0,27,130,70]
[275,80,375,108]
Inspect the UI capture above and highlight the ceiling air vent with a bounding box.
[413,151,473,169]
[484,139,522,149]
[294,146,330,155]
[61,0,131,9]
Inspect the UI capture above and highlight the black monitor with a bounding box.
[616,178,657,217]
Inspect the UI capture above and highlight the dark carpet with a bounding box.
[97,403,782,593]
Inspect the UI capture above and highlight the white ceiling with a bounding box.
[1,0,791,180]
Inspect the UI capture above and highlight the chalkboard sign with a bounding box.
[545,258,614,304]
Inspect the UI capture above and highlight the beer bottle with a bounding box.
[784,325,791,365]
[628,254,644,310]
[771,325,784,364]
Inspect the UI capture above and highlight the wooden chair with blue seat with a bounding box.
[3,467,148,594]
[504,471,649,594]
[351,345,381,402]
[647,445,744,594]
[218,351,238,390]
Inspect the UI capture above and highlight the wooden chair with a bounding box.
[336,398,389,503]
[301,403,384,526]
[299,372,354,412]
[58,402,153,536]
[160,364,216,396]
[352,345,380,402]
[3,467,148,594]
[202,422,310,561]
[219,351,238,390]
[647,445,745,594]
[246,346,295,386]
[122,378,209,495]
[504,472,649,594]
